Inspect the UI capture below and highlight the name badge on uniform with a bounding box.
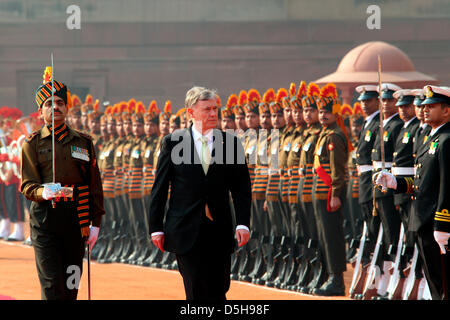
[283,142,291,152]
[116,150,122,157]
[156,149,160,157]
[258,146,266,156]
[99,151,105,160]
[271,147,278,155]
[303,142,311,152]
[364,130,372,142]
[402,132,410,144]
[292,144,300,153]
[132,149,140,159]
[145,149,151,158]
[246,145,256,154]
[428,141,437,155]
[71,146,89,161]
[316,145,323,156]
[383,131,389,142]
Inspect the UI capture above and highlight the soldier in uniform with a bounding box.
[220,95,237,131]
[370,83,404,297]
[311,87,352,296]
[259,88,288,287]
[391,89,420,279]
[249,89,274,284]
[20,67,104,300]
[128,110,149,264]
[68,105,82,131]
[353,84,382,290]
[345,102,365,261]
[233,91,248,140]
[283,81,308,289]
[92,106,118,261]
[87,100,102,158]
[374,85,450,300]
[141,101,161,266]
[296,83,325,293]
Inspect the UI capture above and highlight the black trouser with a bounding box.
[360,201,381,259]
[417,220,449,300]
[376,196,402,261]
[29,201,85,300]
[5,183,24,223]
[312,194,347,275]
[176,216,231,301]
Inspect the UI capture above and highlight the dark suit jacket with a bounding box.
[356,114,380,204]
[148,125,252,255]
[397,122,450,233]
[392,117,420,205]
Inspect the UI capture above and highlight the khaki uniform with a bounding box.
[312,123,348,274]
[286,125,306,239]
[20,124,104,300]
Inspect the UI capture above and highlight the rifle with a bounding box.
[402,243,420,300]
[386,224,406,299]
[349,221,368,298]
[361,223,384,299]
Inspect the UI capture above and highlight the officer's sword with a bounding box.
[372,55,386,216]
[51,53,56,209]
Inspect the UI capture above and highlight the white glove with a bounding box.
[373,171,397,190]
[433,231,450,254]
[42,183,62,200]
[86,226,100,252]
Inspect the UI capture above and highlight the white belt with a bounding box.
[269,168,282,175]
[357,165,373,175]
[391,167,415,176]
[373,161,393,169]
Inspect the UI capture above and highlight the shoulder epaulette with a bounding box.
[25,130,40,143]
[76,130,93,140]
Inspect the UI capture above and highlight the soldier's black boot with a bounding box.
[239,231,259,282]
[284,237,303,290]
[265,236,284,287]
[252,235,272,284]
[248,234,265,281]
[312,272,345,296]
[230,245,244,280]
[257,235,277,285]
[273,236,291,288]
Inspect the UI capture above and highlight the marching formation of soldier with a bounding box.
[2,67,449,300]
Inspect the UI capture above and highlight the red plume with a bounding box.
[276,88,288,103]
[247,89,261,103]
[320,83,338,99]
[353,102,364,116]
[137,101,146,113]
[340,104,353,118]
[93,99,100,113]
[297,81,307,98]
[307,82,321,97]
[43,67,52,84]
[85,94,94,105]
[164,100,172,114]
[289,82,296,97]
[216,95,222,107]
[71,94,81,107]
[227,94,238,108]
[263,88,275,103]
[148,100,158,113]
[238,90,248,106]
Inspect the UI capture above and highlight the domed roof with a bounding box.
[337,41,415,73]
[316,41,437,84]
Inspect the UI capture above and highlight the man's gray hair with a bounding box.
[185,86,218,109]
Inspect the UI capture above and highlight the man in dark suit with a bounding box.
[375,85,450,300]
[148,86,251,301]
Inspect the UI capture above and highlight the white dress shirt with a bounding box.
[364,110,380,129]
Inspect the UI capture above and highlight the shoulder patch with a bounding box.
[25,130,40,143]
